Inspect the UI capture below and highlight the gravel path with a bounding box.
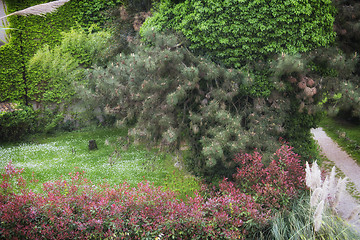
[311,127,360,233]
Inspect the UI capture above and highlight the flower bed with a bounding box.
[0,145,305,239]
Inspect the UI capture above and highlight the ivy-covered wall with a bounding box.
[141,0,336,68]
[0,0,123,103]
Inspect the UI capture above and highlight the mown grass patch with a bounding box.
[320,116,360,165]
[0,127,200,196]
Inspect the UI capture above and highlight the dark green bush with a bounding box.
[79,30,320,177]
[138,1,337,156]
[0,104,36,142]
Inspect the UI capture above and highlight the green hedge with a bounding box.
[0,104,36,142]
[141,0,336,68]
[0,0,124,103]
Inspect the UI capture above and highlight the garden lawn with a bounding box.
[0,127,192,193]
[320,116,360,165]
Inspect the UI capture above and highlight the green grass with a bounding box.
[0,127,200,196]
[320,116,360,165]
[318,116,360,202]
[271,194,360,240]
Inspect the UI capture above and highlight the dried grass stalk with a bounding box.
[0,0,70,21]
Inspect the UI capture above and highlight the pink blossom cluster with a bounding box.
[233,145,306,210]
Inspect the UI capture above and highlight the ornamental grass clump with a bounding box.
[270,194,360,240]
[270,162,360,239]
[305,161,349,231]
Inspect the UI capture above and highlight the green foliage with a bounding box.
[70,0,125,28]
[270,194,359,240]
[79,30,319,177]
[283,108,322,162]
[28,27,111,103]
[320,116,360,165]
[0,43,24,101]
[0,105,36,142]
[141,0,336,68]
[333,0,360,54]
[0,0,123,103]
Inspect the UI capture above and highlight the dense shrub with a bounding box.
[304,47,360,119]
[333,0,360,54]
[232,144,305,210]
[80,30,321,177]
[138,1,341,152]
[141,0,336,68]
[0,0,124,103]
[0,104,36,142]
[0,145,307,239]
[28,27,111,103]
[0,162,269,239]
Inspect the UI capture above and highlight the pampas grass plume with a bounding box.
[333,176,348,209]
[306,161,322,190]
[328,166,337,198]
[321,176,330,202]
[310,187,323,207]
[314,199,325,232]
[0,0,70,21]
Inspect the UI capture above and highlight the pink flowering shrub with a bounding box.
[0,145,304,239]
[0,162,267,240]
[232,145,306,210]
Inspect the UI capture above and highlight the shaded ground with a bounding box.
[311,127,360,233]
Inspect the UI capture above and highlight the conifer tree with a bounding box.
[331,0,360,119]
[79,30,320,176]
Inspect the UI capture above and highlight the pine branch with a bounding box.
[0,0,70,21]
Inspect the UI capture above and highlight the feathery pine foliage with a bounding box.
[333,0,360,54]
[79,30,320,176]
[102,4,152,62]
[137,0,335,161]
[141,0,336,68]
[307,0,360,120]
[307,47,360,119]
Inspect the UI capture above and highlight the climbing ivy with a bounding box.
[141,0,336,68]
[28,27,111,103]
[0,0,124,103]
